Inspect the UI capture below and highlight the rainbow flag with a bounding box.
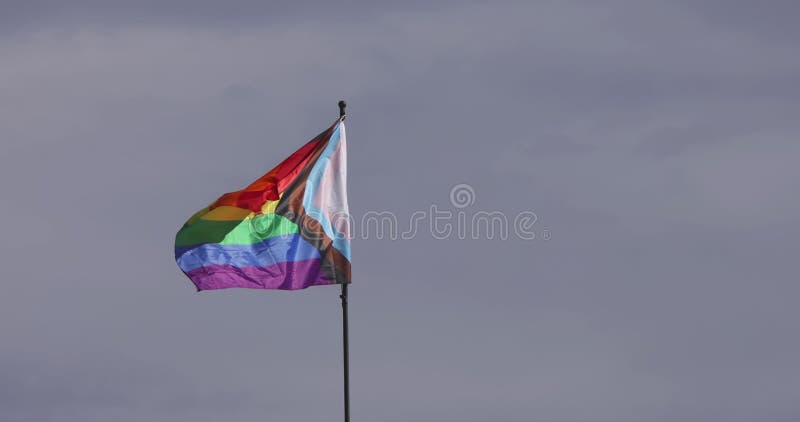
[175,119,350,291]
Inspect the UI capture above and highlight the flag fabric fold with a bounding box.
[175,119,351,291]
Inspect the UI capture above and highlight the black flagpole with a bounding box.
[337,100,350,422]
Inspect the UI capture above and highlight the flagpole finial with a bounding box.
[338,100,347,119]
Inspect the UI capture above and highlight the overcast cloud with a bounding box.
[1,1,799,421]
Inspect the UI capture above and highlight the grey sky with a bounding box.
[1,1,799,421]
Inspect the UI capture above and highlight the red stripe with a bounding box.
[210,134,328,212]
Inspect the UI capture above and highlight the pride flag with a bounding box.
[175,119,351,291]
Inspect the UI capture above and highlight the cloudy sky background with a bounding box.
[1,1,799,421]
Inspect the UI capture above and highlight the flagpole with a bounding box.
[340,282,350,422]
[337,100,350,422]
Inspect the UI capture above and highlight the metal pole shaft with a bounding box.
[337,99,349,422]
[340,283,350,422]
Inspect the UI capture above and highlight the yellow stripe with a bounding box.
[199,206,255,221]
[186,207,210,225]
[261,198,279,215]
[197,198,281,222]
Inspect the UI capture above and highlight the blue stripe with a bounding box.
[175,233,321,273]
[302,122,352,260]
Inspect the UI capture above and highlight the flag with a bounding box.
[175,119,351,291]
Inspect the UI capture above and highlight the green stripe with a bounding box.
[176,213,299,247]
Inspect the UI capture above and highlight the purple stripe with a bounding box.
[184,259,334,291]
